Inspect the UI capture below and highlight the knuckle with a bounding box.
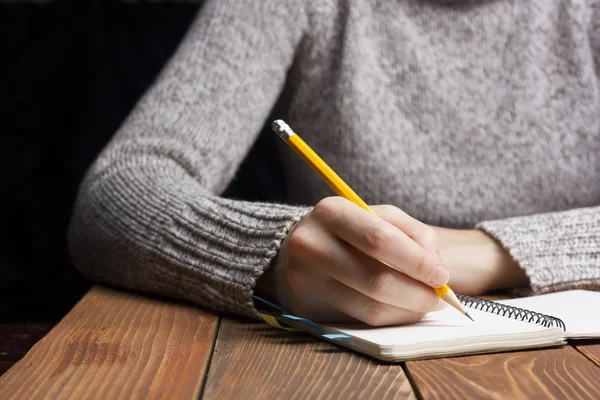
[373,204,396,216]
[367,270,395,300]
[312,196,342,220]
[365,223,392,254]
[362,301,388,326]
[286,228,315,257]
[422,226,439,246]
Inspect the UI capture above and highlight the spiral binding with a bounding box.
[457,294,566,331]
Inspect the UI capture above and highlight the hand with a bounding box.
[430,227,529,295]
[256,197,449,326]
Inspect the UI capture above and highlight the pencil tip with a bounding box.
[465,312,475,322]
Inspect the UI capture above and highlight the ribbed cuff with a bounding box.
[69,171,312,319]
[476,206,600,295]
[162,196,311,318]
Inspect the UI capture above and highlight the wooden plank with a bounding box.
[0,286,219,400]
[406,346,600,400]
[573,341,600,368]
[203,318,416,400]
[0,323,54,376]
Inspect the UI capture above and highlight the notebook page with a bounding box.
[329,304,556,347]
[498,290,600,338]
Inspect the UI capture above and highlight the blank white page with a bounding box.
[499,290,600,339]
[330,305,558,347]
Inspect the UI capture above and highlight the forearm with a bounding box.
[68,158,309,317]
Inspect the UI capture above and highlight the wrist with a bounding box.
[434,226,529,294]
[471,229,528,291]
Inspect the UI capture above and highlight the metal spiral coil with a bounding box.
[457,294,566,331]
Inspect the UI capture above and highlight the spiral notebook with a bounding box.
[255,290,600,362]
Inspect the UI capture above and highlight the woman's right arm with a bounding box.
[68,0,311,318]
[69,0,453,325]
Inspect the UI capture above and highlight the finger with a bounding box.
[371,205,441,257]
[320,236,445,313]
[324,278,426,326]
[313,197,449,287]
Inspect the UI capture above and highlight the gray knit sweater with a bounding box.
[68,0,600,318]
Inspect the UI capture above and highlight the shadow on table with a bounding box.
[569,339,600,346]
[244,322,346,353]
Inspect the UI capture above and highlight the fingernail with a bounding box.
[429,265,449,287]
[434,299,448,311]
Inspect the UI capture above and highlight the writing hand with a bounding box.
[257,197,448,326]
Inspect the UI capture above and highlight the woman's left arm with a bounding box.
[442,6,600,296]
[433,206,600,295]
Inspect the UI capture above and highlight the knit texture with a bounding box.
[68,0,600,318]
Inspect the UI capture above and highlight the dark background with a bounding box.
[1,0,201,322]
[1,0,288,323]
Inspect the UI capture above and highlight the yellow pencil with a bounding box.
[272,119,473,322]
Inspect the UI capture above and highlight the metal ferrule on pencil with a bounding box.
[272,119,295,141]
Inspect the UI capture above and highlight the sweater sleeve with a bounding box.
[67,0,311,318]
[476,206,600,294]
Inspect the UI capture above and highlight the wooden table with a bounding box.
[1,286,599,399]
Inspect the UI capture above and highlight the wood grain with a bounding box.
[0,286,219,400]
[406,345,600,400]
[573,341,600,368]
[203,318,416,400]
